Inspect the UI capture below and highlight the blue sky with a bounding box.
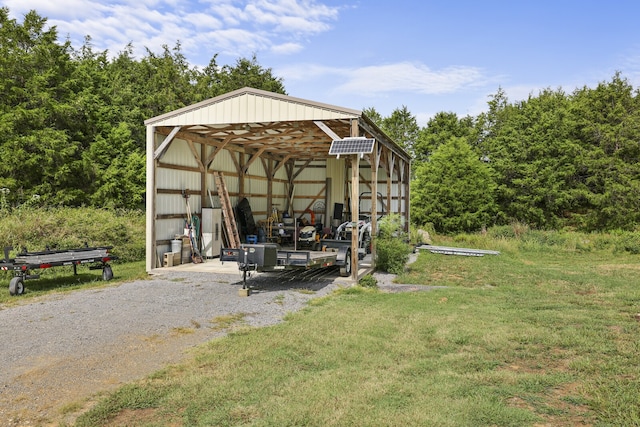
[5,0,640,126]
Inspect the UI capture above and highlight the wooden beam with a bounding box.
[273,154,292,176]
[313,120,341,140]
[204,136,232,166]
[370,142,380,265]
[153,126,181,160]
[293,159,312,180]
[358,172,373,192]
[350,118,359,281]
[243,146,267,174]
[387,152,395,215]
[200,143,207,206]
[302,184,327,213]
[229,150,241,176]
[186,139,205,172]
[266,158,274,216]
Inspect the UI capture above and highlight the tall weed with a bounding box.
[0,207,144,262]
[433,224,640,257]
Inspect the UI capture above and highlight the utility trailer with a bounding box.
[220,240,354,289]
[0,245,118,296]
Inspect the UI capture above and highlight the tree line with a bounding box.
[366,73,640,233]
[3,8,640,233]
[0,8,285,209]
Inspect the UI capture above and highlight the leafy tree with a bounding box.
[0,8,89,206]
[412,137,497,233]
[478,87,586,228]
[415,112,477,163]
[140,42,199,117]
[570,73,640,230]
[362,106,384,127]
[0,8,289,210]
[381,105,419,155]
[202,54,286,96]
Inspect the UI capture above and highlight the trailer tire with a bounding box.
[102,265,113,281]
[339,249,352,277]
[9,277,24,296]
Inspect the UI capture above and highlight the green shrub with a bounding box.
[358,274,378,288]
[376,237,411,274]
[375,214,411,274]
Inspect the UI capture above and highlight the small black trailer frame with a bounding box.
[1,245,118,296]
[220,241,353,289]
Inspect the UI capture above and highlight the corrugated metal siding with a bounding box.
[163,138,198,168]
[157,218,184,241]
[156,169,200,192]
[156,193,185,216]
[209,150,236,174]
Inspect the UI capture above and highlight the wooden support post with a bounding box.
[351,155,359,281]
[350,119,359,281]
[201,143,207,207]
[370,143,380,266]
[146,125,157,271]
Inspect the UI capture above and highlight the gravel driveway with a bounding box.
[0,268,347,426]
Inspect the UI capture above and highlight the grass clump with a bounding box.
[358,274,378,288]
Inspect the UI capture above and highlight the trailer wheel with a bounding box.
[102,265,113,281]
[9,277,24,296]
[339,249,352,277]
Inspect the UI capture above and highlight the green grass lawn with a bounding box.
[73,237,640,427]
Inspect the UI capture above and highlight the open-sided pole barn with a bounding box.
[144,87,411,280]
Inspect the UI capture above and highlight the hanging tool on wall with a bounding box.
[182,189,203,263]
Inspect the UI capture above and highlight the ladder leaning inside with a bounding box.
[214,171,241,248]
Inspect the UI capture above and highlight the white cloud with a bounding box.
[276,63,341,80]
[279,62,488,96]
[183,12,224,31]
[337,62,486,95]
[244,0,337,34]
[6,0,339,61]
[205,28,270,56]
[207,2,245,26]
[3,0,104,20]
[271,42,304,55]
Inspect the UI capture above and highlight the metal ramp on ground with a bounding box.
[416,245,500,257]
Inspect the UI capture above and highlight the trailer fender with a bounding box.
[334,244,351,267]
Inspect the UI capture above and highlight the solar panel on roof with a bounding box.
[329,137,375,157]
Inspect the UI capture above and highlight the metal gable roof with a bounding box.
[144,87,362,127]
[145,87,411,163]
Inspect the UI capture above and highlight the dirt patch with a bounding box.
[1,326,228,426]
